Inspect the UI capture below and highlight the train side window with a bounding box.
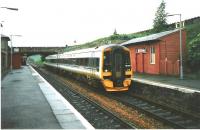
[63,59,67,64]
[65,59,68,64]
[78,59,82,66]
[68,59,72,65]
[88,58,93,67]
[69,59,72,65]
[79,59,82,66]
[88,58,99,70]
[58,59,61,63]
[72,59,76,65]
[85,58,89,66]
[80,58,83,66]
[78,59,81,66]
[76,59,81,65]
[75,59,77,65]
[93,58,99,69]
[82,58,88,66]
[95,58,99,71]
[103,51,111,72]
[67,59,70,64]
[61,59,64,64]
[81,58,85,66]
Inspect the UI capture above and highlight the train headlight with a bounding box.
[105,69,108,72]
[102,80,113,88]
[123,79,131,87]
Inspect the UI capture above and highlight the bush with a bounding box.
[188,33,200,71]
[109,34,131,40]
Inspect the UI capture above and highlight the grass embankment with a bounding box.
[64,30,152,52]
[64,17,200,52]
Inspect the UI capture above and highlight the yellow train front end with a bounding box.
[101,46,133,92]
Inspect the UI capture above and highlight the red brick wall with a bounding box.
[12,53,22,69]
[159,30,186,75]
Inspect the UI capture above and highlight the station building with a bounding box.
[122,29,186,75]
[1,34,11,78]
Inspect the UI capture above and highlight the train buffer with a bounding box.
[1,66,94,129]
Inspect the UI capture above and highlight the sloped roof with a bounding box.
[121,29,179,46]
[1,34,10,41]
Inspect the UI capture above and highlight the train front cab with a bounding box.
[101,46,132,91]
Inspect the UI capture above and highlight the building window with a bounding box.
[135,48,138,53]
[150,46,155,64]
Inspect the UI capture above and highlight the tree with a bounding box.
[153,0,168,33]
[113,28,118,35]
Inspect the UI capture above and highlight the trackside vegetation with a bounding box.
[188,33,200,72]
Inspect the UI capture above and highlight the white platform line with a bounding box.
[29,65,95,129]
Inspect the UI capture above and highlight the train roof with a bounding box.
[45,44,122,59]
[63,44,119,54]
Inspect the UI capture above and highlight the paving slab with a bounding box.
[1,66,61,129]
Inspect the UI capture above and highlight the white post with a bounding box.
[179,14,183,79]
[10,35,13,71]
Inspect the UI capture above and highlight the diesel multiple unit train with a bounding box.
[44,44,133,91]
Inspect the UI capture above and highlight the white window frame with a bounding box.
[135,48,139,53]
[150,46,155,64]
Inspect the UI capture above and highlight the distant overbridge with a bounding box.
[13,47,66,65]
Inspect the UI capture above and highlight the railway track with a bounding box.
[34,65,200,129]
[108,92,200,129]
[58,72,200,129]
[34,67,135,129]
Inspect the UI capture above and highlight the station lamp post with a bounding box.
[0,6,18,32]
[167,13,183,80]
[10,35,22,71]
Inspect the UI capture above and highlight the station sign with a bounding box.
[14,48,19,52]
[136,48,147,53]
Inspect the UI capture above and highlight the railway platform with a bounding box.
[133,73,200,93]
[1,65,94,129]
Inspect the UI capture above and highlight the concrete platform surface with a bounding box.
[1,66,61,129]
[133,73,200,93]
[1,66,94,129]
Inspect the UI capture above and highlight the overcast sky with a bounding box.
[1,0,199,47]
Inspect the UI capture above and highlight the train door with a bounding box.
[136,52,144,73]
[90,51,95,75]
[111,48,125,87]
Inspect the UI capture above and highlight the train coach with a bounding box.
[44,44,133,91]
